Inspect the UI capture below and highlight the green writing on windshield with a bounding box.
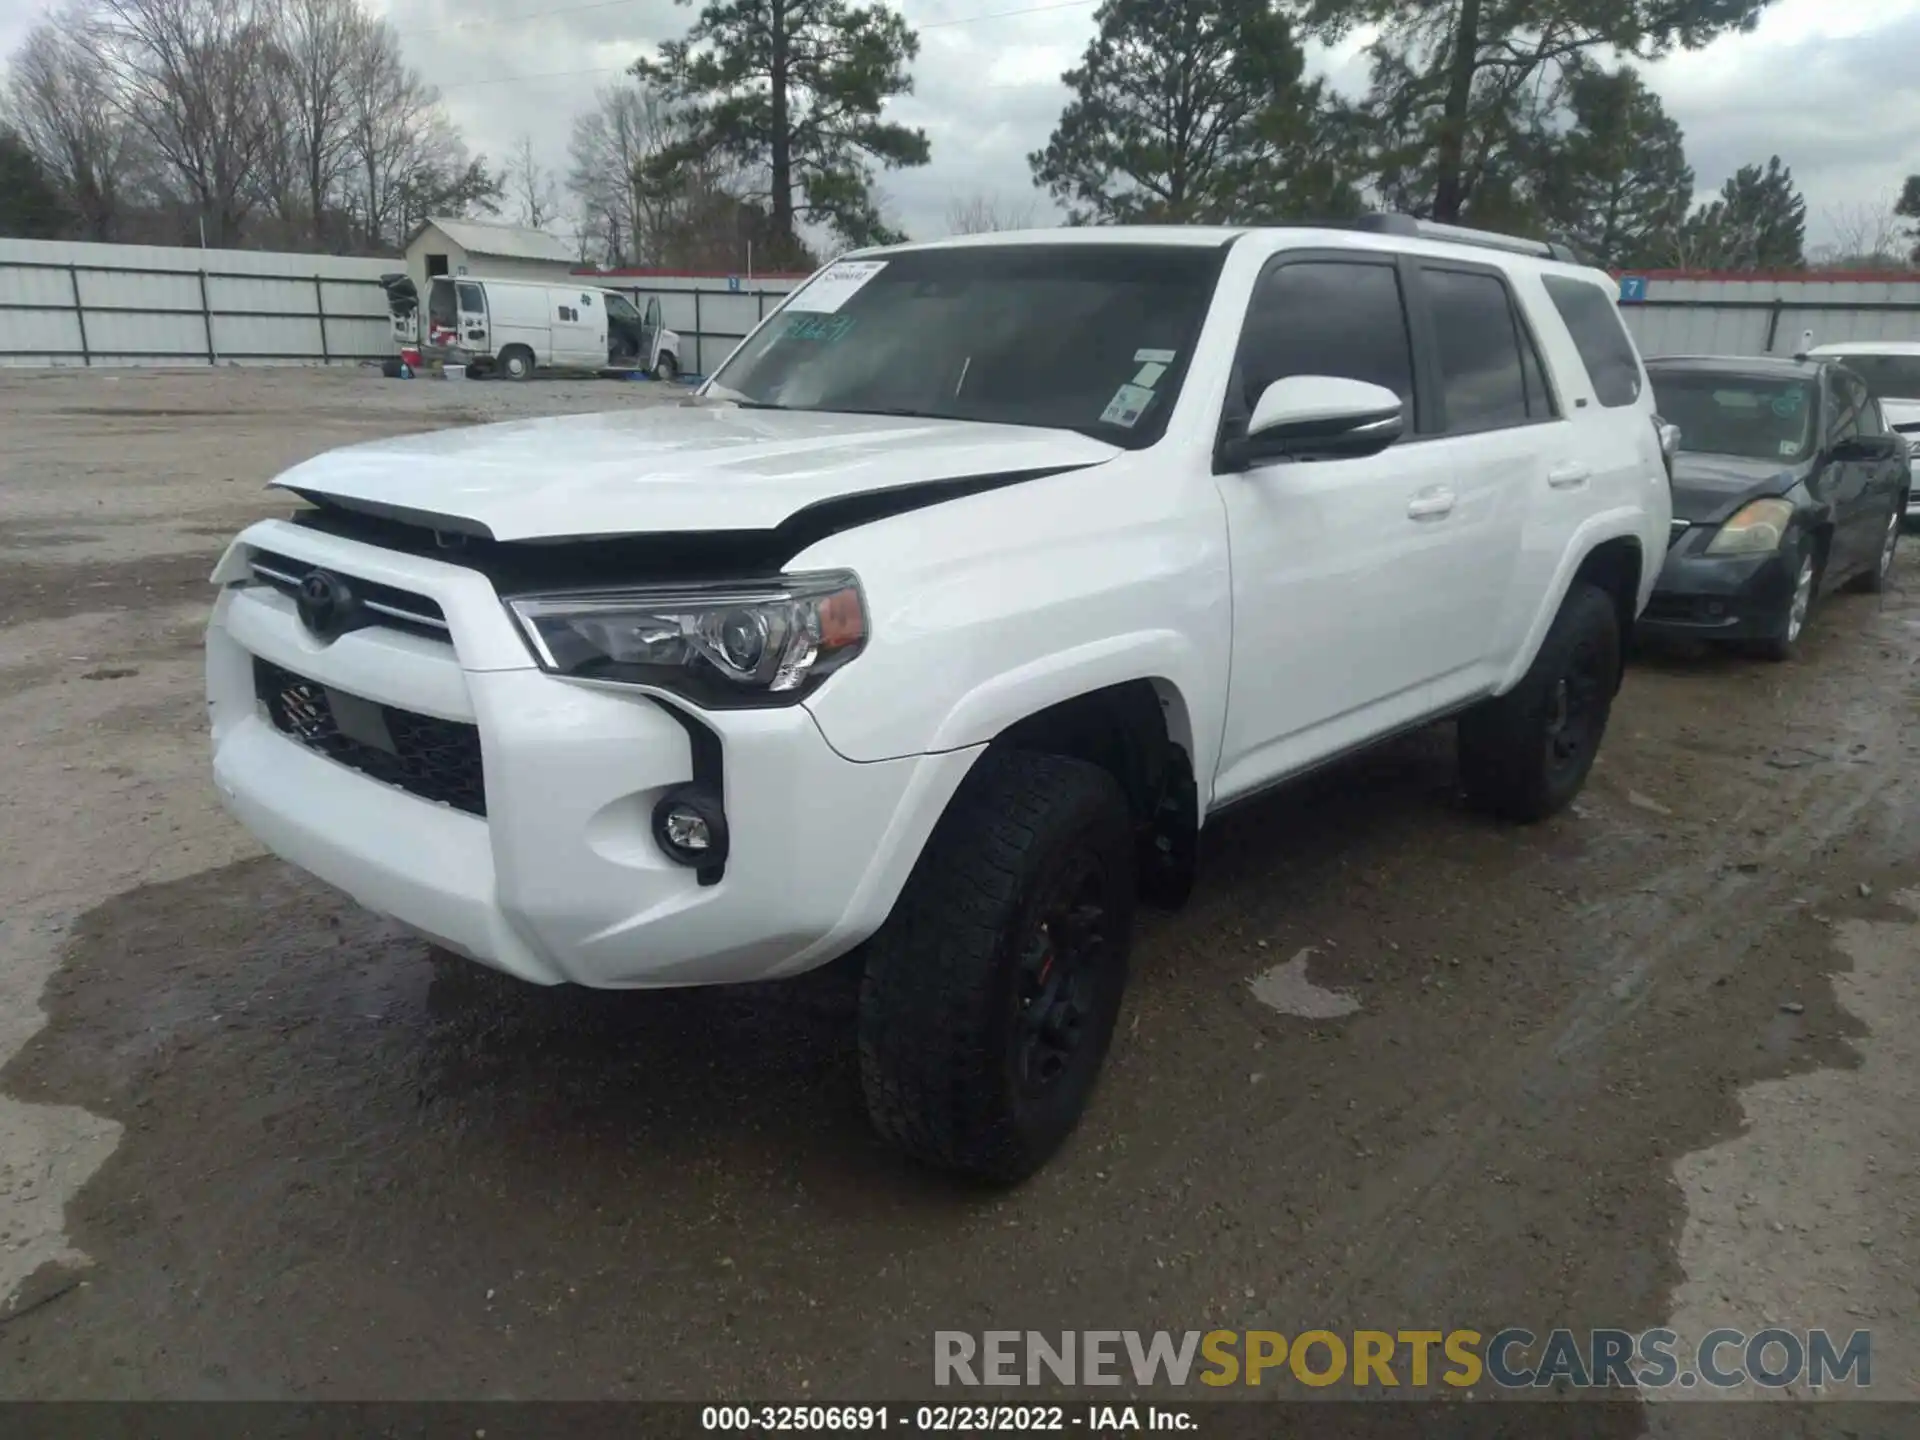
[785,313,856,343]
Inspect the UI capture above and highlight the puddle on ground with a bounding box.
[1248,947,1361,1019]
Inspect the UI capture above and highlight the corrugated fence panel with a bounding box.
[82,308,212,359]
[1618,271,1920,360]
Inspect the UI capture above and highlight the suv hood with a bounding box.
[271,403,1122,541]
[1670,452,1805,526]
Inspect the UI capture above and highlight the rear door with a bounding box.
[454,280,489,356]
[1210,251,1522,799]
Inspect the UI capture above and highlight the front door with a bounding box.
[1210,253,1527,804]
[643,296,665,369]
[1823,370,1876,576]
[454,280,489,356]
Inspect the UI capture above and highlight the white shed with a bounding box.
[404,218,580,297]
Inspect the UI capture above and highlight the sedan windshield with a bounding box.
[1648,371,1815,463]
[706,244,1226,447]
[1822,353,1920,402]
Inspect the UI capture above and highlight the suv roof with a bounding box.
[851,213,1587,267]
[1647,354,1827,380]
[1805,340,1920,357]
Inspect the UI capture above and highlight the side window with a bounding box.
[1237,259,1415,413]
[1828,374,1862,444]
[455,281,484,313]
[1541,275,1643,408]
[1419,266,1532,432]
[1848,374,1884,434]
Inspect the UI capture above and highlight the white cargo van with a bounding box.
[421,276,681,380]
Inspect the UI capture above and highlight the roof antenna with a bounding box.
[1793,327,1814,360]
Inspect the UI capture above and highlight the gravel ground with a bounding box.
[0,366,1916,1425]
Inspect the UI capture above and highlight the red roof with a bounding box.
[1611,268,1920,284]
[575,266,813,281]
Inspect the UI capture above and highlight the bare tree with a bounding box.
[1813,196,1908,271]
[340,20,497,251]
[505,132,558,231]
[944,191,1038,235]
[274,0,367,248]
[88,0,282,246]
[4,8,146,238]
[567,80,749,267]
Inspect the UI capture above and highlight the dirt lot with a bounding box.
[0,366,1916,1422]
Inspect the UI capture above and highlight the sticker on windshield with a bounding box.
[1135,348,1176,364]
[1772,389,1805,416]
[784,313,856,343]
[1133,362,1167,388]
[785,260,887,314]
[1100,383,1156,429]
[1780,439,1800,455]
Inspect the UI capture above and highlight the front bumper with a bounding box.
[1637,524,1798,641]
[207,519,981,989]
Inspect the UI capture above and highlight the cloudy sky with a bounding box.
[4,0,1916,249]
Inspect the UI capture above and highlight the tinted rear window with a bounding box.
[1824,353,1920,402]
[1542,276,1643,409]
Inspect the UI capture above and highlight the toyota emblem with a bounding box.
[295,569,355,639]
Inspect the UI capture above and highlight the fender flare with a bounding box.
[1494,509,1649,695]
[925,628,1210,774]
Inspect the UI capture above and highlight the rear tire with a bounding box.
[499,345,535,381]
[1459,581,1620,823]
[858,750,1135,1184]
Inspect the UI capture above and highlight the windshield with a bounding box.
[1822,353,1920,402]
[706,244,1226,446]
[1648,371,1816,463]
[605,292,640,323]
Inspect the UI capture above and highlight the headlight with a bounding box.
[1705,498,1795,556]
[506,571,867,707]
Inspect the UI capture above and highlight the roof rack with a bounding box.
[1352,212,1584,265]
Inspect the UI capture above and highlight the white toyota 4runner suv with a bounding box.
[207,216,1671,1182]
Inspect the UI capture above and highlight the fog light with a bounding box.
[652,786,728,867]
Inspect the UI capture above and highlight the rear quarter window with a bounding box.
[1541,275,1644,409]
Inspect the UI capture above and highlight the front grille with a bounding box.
[248,548,449,640]
[253,657,486,817]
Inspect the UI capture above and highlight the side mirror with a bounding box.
[1222,376,1405,468]
[1833,433,1899,463]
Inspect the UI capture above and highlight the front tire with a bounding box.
[1744,537,1817,662]
[654,351,678,383]
[498,345,535,381]
[1847,503,1900,595]
[1458,581,1621,823]
[858,750,1136,1184]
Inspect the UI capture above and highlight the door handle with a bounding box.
[1548,462,1591,489]
[1407,486,1456,520]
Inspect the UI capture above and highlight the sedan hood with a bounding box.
[270,403,1122,541]
[1669,453,1803,526]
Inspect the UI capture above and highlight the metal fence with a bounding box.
[0,238,397,367]
[1616,273,1920,359]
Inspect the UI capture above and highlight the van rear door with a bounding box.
[455,280,490,356]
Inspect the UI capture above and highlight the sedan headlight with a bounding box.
[1705,498,1795,556]
[507,571,867,707]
